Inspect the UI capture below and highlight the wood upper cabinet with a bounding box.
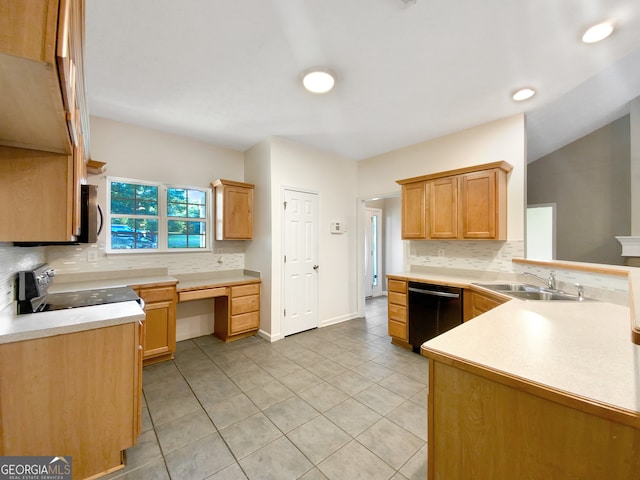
[401,182,427,239]
[429,176,458,239]
[0,0,89,154]
[398,161,512,241]
[212,179,254,240]
[0,0,90,242]
[133,284,177,365]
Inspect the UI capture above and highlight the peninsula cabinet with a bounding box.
[424,358,640,479]
[397,161,512,240]
[0,322,143,480]
[463,288,509,321]
[212,179,254,240]
[387,278,410,348]
[133,283,177,365]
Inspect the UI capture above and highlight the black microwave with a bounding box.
[14,184,103,246]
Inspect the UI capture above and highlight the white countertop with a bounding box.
[422,294,640,415]
[0,301,145,344]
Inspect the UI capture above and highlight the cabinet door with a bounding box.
[401,182,426,239]
[387,279,408,342]
[429,177,458,239]
[460,170,496,239]
[222,185,253,239]
[137,286,177,362]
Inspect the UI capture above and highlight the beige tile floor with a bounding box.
[104,296,428,480]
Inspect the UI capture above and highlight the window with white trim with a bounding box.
[107,177,211,252]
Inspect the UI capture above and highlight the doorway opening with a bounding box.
[526,203,556,260]
[364,207,382,298]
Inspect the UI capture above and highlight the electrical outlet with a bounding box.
[87,249,98,262]
[438,249,445,257]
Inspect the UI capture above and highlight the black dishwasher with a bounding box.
[408,282,463,352]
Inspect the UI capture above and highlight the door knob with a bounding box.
[313,265,319,270]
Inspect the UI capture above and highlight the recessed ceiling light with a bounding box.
[512,88,536,102]
[301,68,335,94]
[582,21,614,43]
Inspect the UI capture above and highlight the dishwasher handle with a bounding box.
[408,286,460,299]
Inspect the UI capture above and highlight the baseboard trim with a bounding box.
[319,312,361,328]
[257,329,284,343]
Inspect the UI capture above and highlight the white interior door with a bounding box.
[283,189,319,336]
[364,207,383,298]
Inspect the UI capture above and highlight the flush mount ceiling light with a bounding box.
[301,68,335,94]
[582,21,614,43]
[512,87,536,102]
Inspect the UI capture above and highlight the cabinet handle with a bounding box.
[138,345,143,350]
[138,320,143,326]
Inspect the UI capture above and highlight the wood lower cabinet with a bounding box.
[398,161,512,241]
[425,359,640,479]
[212,179,254,240]
[387,278,409,347]
[463,288,509,321]
[134,284,177,365]
[0,322,142,480]
[214,282,261,342]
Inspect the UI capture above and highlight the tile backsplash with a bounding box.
[0,243,45,310]
[407,240,525,272]
[45,242,246,276]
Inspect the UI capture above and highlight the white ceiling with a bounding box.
[85,0,640,163]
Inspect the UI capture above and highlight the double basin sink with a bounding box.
[473,283,590,301]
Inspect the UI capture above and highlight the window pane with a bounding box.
[168,203,187,217]
[187,222,206,235]
[111,198,135,215]
[187,234,206,248]
[137,185,158,200]
[187,205,206,219]
[111,182,135,199]
[136,199,158,215]
[167,188,186,203]
[168,220,185,233]
[188,189,206,205]
[111,218,135,249]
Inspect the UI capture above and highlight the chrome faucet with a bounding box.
[522,271,557,290]
[574,283,584,301]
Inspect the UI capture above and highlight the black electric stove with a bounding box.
[16,264,141,314]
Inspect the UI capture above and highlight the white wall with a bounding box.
[46,116,247,276]
[357,114,526,241]
[263,137,359,341]
[356,114,527,274]
[244,139,274,337]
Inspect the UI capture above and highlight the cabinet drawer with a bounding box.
[388,291,406,306]
[388,320,407,341]
[231,294,259,315]
[230,311,260,334]
[137,286,176,303]
[389,304,407,323]
[388,280,407,293]
[231,283,260,298]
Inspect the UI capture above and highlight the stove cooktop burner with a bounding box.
[38,286,141,312]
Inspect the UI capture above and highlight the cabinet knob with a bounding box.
[313,265,319,270]
[138,345,143,350]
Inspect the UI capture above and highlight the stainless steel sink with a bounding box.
[473,283,591,301]
[477,283,540,292]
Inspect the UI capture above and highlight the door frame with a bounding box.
[355,193,401,318]
[364,207,383,298]
[281,186,321,337]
